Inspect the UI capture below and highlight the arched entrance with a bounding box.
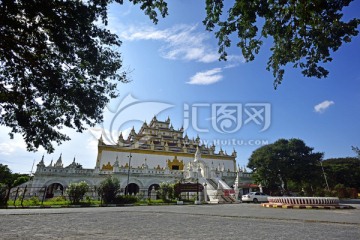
[125,183,139,195]
[148,184,160,197]
[46,183,64,198]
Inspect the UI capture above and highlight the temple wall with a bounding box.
[99,150,235,172]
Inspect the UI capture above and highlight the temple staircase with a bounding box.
[203,178,237,204]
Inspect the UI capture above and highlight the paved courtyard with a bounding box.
[0,204,359,240]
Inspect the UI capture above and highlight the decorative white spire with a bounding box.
[194,146,201,162]
[219,148,224,155]
[232,148,237,157]
[37,155,45,167]
[54,154,63,168]
[118,132,124,140]
[143,158,148,169]
[99,134,104,145]
[113,155,119,167]
[195,134,200,144]
[188,161,193,171]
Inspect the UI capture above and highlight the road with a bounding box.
[0,204,359,239]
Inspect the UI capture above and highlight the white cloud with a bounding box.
[88,127,123,145]
[116,23,242,64]
[314,100,335,113]
[0,134,27,155]
[187,68,223,85]
[0,142,20,155]
[120,26,168,41]
[227,55,246,63]
[224,55,246,68]
[86,137,98,150]
[107,20,245,86]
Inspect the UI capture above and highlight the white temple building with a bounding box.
[26,117,255,203]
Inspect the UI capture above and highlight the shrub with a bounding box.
[334,184,347,198]
[136,191,144,201]
[29,196,40,206]
[66,181,90,204]
[113,195,138,204]
[97,176,120,204]
[158,182,175,202]
[324,190,337,197]
[51,195,67,202]
[347,188,358,199]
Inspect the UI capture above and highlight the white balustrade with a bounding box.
[268,196,340,205]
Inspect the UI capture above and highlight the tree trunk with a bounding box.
[4,187,11,207]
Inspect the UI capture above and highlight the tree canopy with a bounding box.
[0,164,30,206]
[66,181,90,204]
[0,0,168,153]
[0,164,13,186]
[204,0,360,88]
[352,146,360,158]
[247,138,323,193]
[97,176,121,204]
[322,157,360,189]
[1,0,358,153]
[0,164,30,188]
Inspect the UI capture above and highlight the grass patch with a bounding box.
[8,196,101,207]
[8,196,189,207]
[137,199,177,205]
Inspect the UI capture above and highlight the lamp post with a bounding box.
[203,182,207,202]
[196,177,199,201]
[125,152,132,195]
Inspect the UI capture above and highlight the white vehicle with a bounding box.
[242,192,269,203]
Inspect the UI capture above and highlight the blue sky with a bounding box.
[1,1,359,173]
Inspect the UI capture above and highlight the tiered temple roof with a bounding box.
[99,116,236,157]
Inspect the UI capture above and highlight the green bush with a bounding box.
[324,190,337,197]
[51,195,67,202]
[66,181,90,204]
[334,184,347,198]
[158,182,175,202]
[29,196,40,205]
[136,191,144,201]
[113,195,138,204]
[97,176,120,204]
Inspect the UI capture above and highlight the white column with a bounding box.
[203,183,208,202]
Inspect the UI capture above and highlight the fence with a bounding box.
[5,185,101,207]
